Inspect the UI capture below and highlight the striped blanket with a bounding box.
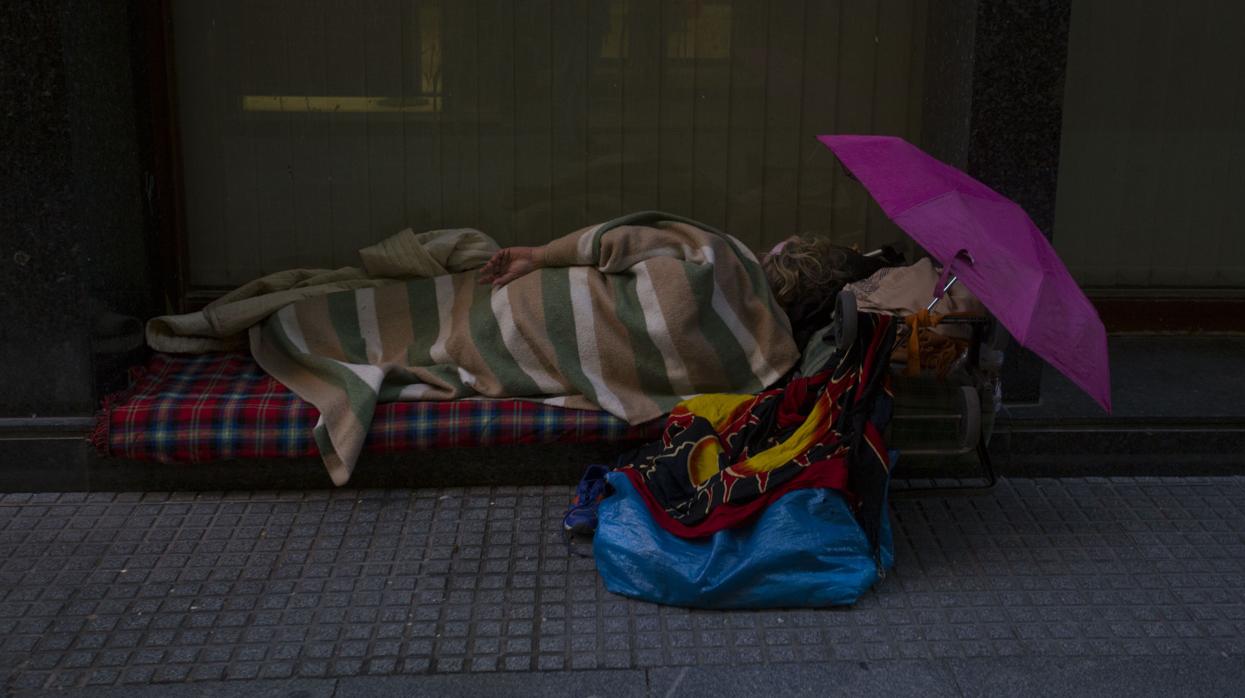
[251,212,800,485]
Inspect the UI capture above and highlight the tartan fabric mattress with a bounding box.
[93,353,662,463]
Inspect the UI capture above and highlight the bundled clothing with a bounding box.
[613,312,897,549]
[892,311,971,378]
[250,212,799,485]
[589,311,898,609]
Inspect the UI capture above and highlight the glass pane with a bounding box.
[173,0,929,289]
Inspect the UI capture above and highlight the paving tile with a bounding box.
[3,478,1245,689]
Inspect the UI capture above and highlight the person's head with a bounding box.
[761,234,885,308]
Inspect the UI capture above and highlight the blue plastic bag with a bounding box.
[594,471,894,609]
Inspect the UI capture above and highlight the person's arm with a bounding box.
[476,245,545,287]
[541,219,719,273]
[479,218,724,287]
[476,224,591,287]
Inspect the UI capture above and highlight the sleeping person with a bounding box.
[249,211,881,484]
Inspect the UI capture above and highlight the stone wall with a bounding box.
[0,0,156,416]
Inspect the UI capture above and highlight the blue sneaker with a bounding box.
[563,463,612,536]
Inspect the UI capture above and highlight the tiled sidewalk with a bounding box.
[1,477,1243,693]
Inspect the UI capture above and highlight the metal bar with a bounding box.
[0,417,96,434]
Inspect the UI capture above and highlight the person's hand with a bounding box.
[478,246,540,287]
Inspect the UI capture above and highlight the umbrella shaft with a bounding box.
[927,275,959,312]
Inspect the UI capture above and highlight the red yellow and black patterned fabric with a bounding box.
[93,353,662,463]
[616,312,897,547]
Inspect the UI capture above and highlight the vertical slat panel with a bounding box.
[476,0,515,245]
[905,0,928,148]
[1207,0,1245,286]
[866,0,916,252]
[362,0,406,238]
[513,0,553,243]
[442,0,481,229]
[1107,3,1172,288]
[658,0,695,216]
[1083,0,1129,287]
[284,0,334,269]
[246,0,298,273]
[1146,1,1236,287]
[401,0,444,231]
[1175,1,1227,286]
[1140,3,1205,287]
[586,0,624,222]
[1054,0,1116,286]
[551,0,590,234]
[1058,0,1245,289]
[795,0,841,238]
[872,0,913,136]
[830,0,878,251]
[322,0,371,268]
[760,0,805,244]
[620,0,662,214]
[724,0,768,251]
[174,2,228,284]
[212,4,248,284]
[898,0,926,262]
[689,1,731,230]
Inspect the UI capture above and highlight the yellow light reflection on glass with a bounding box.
[240,95,441,113]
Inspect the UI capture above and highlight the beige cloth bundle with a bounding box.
[845,257,988,377]
[844,257,985,340]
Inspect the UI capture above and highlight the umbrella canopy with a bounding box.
[819,134,1111,413]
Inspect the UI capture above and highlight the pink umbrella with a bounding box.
[819,134,1111,413]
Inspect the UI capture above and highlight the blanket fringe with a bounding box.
[87,396,114,455]
[88,362,153,456]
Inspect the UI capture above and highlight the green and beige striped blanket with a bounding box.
[250,212,799,485]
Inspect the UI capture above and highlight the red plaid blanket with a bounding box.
[93,353,662,463]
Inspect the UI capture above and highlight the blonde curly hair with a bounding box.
[761,235,883,308]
